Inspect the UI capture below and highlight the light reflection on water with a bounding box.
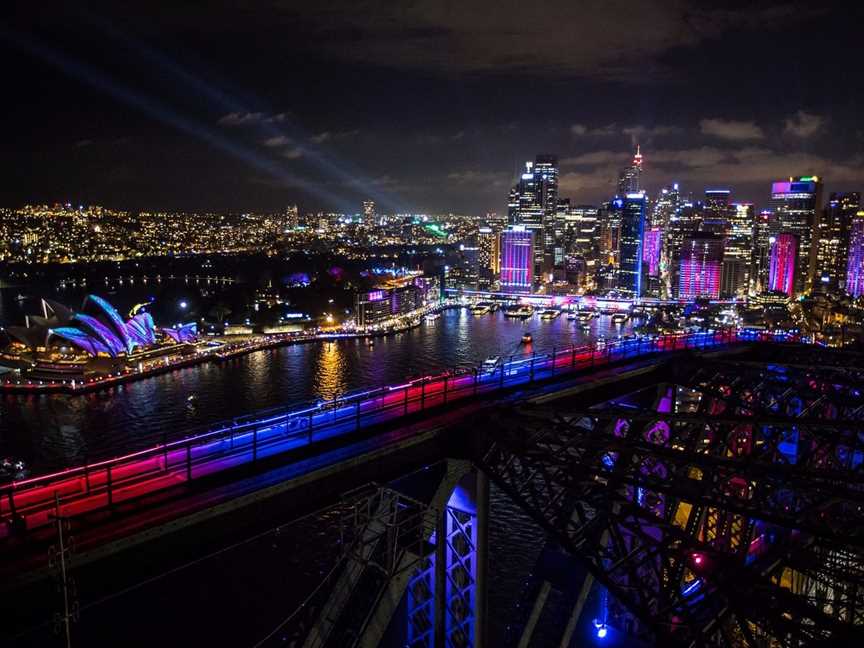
[0,307,632,472]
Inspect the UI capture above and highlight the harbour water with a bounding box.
[1,305,632,473]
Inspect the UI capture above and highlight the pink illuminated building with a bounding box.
[768,233,798,297]
[642,228,662,277]
[499,226,534,293]
[846,212,864,298]
[678,234,723,300]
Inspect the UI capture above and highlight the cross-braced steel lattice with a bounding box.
[473,354,864,647]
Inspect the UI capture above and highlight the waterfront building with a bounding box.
[499,226,534,293]
[846,211,864,299]
[508,155,558,283]
[678,233,724,300]
[354,275,440,327]
[617,192,647,297]
[769,176,823,296]
[815,192,860,294]
[768,233,799,297]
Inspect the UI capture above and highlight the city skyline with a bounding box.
[2,3,864,212]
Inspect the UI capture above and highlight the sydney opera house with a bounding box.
[1,294,197,382]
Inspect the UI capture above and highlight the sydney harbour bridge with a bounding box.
[1,333,863,647]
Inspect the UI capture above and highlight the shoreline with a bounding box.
[0,301,458,396]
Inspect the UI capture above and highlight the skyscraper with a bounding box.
[722,202,754,297]
[477,226,500,289]
[769,176,823,296]
[499,226,534,293]
[752,209,773,293]
[768,233,799,297]
[617,192,647,297]
[702,189,732,235]
[846,211,864,299]
[362,200,376,227]
[617,146,643,195]
[508,156,558,282]
[815,192,861,294]
[678,233,724,300]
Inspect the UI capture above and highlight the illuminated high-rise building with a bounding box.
[642,228,663,297]
[722,202,754,297]
[768,233,799,297]
[362,200,376,227]
[284,204,299,229]
[617,146,643,195]
[769,176,823,295]
[846,212,864,299]
[752,209,773,293]
[702,189,732,235]
[678,233,724,300]
[508,156,557,281]
[815,192,861,294]
[569,205,600,256]
[477,226,500,289]
[499,226,534,293]
[617,192,646,297]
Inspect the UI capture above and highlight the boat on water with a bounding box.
[521,332,533,344]
[504,304,534,318]
[424,312,440,322]
[539,309,560,320]
[481,356,501,372]
[471,303,491,316]
[566,312,578,321]
[611,313,628,325]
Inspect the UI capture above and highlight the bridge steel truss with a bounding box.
[473,354,864,647]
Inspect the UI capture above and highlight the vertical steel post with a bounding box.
[434,505,448,648]
[475,470,490,648]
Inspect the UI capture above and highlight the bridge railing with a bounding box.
[0,328,773,537]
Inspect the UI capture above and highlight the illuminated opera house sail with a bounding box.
[4,295,196,364]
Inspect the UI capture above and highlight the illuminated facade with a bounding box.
[722,202,754,297]
[678,234,724,300]
[815,192,860,294]
[768,233,799,297]
[354,276,440,326]
[701,189,731,234]
[769,176,823,295]
[362,200,376,227]
[845,211,864,298]
[5,295,189,359]
[508,156,558,281]
[499,226,534,293]
[617,193,646,297]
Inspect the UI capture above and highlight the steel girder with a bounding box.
[472,356,864,647]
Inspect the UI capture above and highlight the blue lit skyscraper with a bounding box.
[617,192,647,297]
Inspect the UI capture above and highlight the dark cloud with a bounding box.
[699,118,765,141]
[0,1,862,212]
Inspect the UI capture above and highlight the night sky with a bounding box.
[2,1,863,214]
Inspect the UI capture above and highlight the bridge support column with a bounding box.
[475,469,489,648]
